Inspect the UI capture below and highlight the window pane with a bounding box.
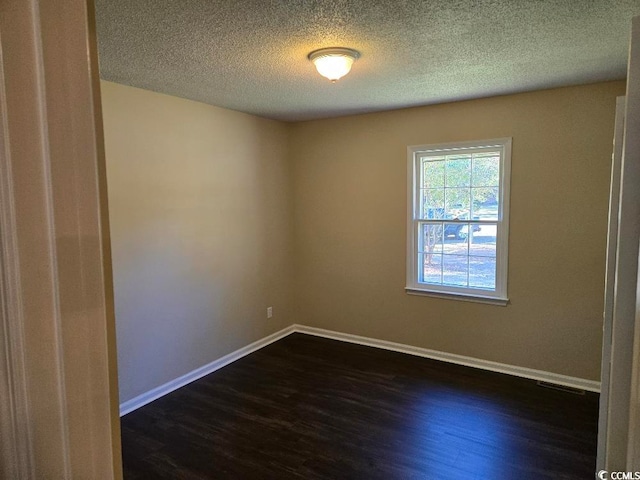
[420,253,442,284]
[445,188,470,218]
[443,255,468,286]
[469,224,496,257]
[421,189,445,219]
[469,256,496,290]
[443,223,469,254]
[420,223,444,254]
[472,155,499,187]
[445,156,471,187]
[471,187,499,220]
[422,159,445,188]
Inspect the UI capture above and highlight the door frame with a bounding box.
[597,95,626,471]
[0,0,121,477]
[625,15,640,471]
[600,15,640,472]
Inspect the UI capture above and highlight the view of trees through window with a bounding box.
[418,151,500,290]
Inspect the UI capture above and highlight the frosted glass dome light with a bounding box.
[308,47,360,82]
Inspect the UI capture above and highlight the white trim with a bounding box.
[121,323,600,416]
[406,137,511,301]
[405,287,508,306]
[293,325,601,393]
[119,325,296,416]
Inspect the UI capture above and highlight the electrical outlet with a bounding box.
[267,307,273,319]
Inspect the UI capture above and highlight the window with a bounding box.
[406,138,511,305]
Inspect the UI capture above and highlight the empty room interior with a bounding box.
[90,1,636,478]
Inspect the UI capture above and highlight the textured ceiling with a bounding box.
[95,0,640,122]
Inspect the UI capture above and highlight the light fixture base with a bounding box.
[307,47,361,62]
[308,47,361,82]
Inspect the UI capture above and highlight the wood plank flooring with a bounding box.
[120,333,599,479]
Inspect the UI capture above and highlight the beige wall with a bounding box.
[101,81,293,403]
[290,81,625,382]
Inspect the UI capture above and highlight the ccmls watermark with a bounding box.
[598,471,640,479]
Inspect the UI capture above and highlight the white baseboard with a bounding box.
[121,322,600,416]
[292,324,601,393]
[119,325,296,416]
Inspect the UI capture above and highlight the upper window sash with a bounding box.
[414,145,505,222]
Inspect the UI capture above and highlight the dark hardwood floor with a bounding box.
[120,333,599,480]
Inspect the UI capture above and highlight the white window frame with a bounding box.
[406,138,512,306]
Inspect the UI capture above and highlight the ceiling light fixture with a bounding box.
[308,47,360,83]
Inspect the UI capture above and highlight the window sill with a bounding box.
[405,287,509,306]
